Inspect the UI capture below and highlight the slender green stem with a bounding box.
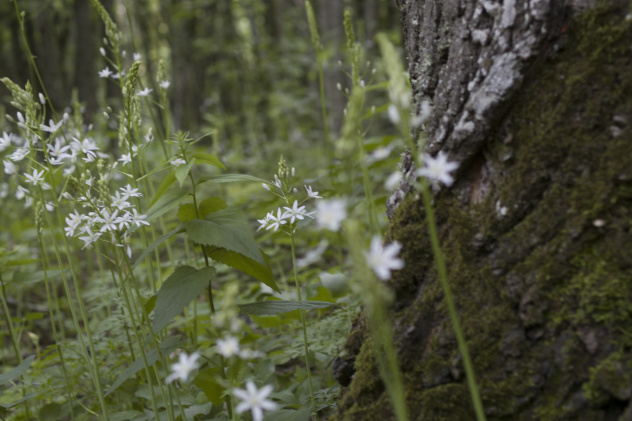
[0,272,21,362]
[37,234,75,420]
[419,182,487,421]
[289,232,318,418]
[316,57,331,164]
[345,221,408,421]
[187,165,233,419]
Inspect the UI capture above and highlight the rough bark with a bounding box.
[334,0,632,420]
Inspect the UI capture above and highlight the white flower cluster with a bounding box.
[256,198,316,232]
[65,184,148,254]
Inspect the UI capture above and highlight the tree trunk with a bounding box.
[334,0,632,420]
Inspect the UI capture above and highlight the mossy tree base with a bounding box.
[334,1,632,420]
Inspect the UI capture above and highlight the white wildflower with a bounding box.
[120,184,142,199]
[315,199,346,232]
[217,336,240,358]
[233,381,278,421]
[282,200,314,224]
[417,152,459,186]
[98,67,113,78]
[4,160,16,175]
[387,104,400,124]
[170,157,186,166]
[40,119,63,133]
[384,171,403,191]
[266,208,288,232]
[166,352,200,384]
[305,185,322,199]
[365,235,405,281]
[137,88,153,97]
[159,80,170,89]
[0,132,12,151]
[78,228,101,249]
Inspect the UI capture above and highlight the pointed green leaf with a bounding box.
[0,393,38,409]
[0,355,35,384]
[11,270,61,285]
[193,368,224,405]
[175,158,195,187]
[145,187,190,222]
[190,152,225,170]
[238,300,336,316]
[106,336,184,396]
[205,246,279,293]
[197,174,269,185]
[185,208,264,265]
[198,197,227,217]
[150,171,177,207]
[132,224,184,270]
[152,266,215,334]
[177,203,197,223]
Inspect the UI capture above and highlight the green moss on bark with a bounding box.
[334,2,632,420]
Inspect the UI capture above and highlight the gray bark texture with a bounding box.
[333,0,632,420]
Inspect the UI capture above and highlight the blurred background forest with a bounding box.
[0,0,402,168]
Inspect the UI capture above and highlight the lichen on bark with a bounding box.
[334,1,632,420]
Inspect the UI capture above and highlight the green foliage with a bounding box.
[0,1,405,420]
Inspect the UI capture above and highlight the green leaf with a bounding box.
[0,355,35,384]
[205,246,279,293]
[132,224,184,270]
[185,208,264,265]
[150,171,176,207]
[308,286,336,304]
[238,300,336,316]
[198,197,227,217]
[177,203,197,223]
[175,158,195,187]
[197,174,269,185]
[190,152,225,170]
[0,393,38,409]
[194,368,224,405]
[184,402,213,418]
[152,266,215,334]
[11,270,61,285]
[145,294,157,315]
[106,336,184,396]
[263,408,311,421]
[145,187,190,222]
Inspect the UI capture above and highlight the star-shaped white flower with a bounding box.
[166,352,200,384]
[217,336,240,358]
[233,381,278,421]
[305,185,322,199]
[365,235,405,281]
[120,184,142,199]
[265,208,289,231]
[24,169,51,190]
[40,118,63,133]
[315,199,347,232]
[159,80,170,89]
[417,152,459,186]
[171,157,186,166]
[137,88,153,97]
[282,200,314,224]
[0,132,12,152]
[98,67,113,78]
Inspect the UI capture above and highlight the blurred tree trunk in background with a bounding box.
[0,0,400,161]
[333,0,632,420]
